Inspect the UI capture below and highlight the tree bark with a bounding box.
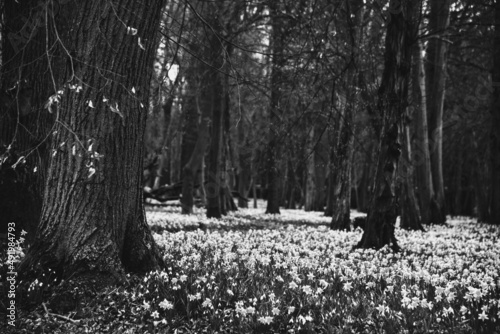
[356,0,413,251]
[265,1,285,215]
[16,0,165,287]
[490,0,500,225]
[329,0,361,230]
[399,112,424,231]
[305,126,316,212]
[413,37,434,225]
[426,0,451,225]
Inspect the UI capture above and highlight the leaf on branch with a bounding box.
[11,156,25,169]
[44,93,61,113]
[87,100,95,108]
[109,102,124,119]
[127,27,138,36]
[131,87,136,94]
[138,37,145,50]
[88,167,96,178]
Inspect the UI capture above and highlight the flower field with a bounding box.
[138,203,500,333]
[5,202,500,333]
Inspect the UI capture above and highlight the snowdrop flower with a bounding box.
[246,306,256,315]
[376,304,386,315]
[258,316,273,325]
[202,298,212,308]
[478,311,489,321]
[288,306,295,314]
[318,279,329,288]
[272,307,280,315]
[302,285,313,295]
[159,299,174,310]
[343,282,353,292]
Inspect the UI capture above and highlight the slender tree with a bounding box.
[426,0,451,225]
[356,0,413,251]
[265,0,286,214]
[490,0,500,225]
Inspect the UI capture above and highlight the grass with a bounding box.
[1,201,499,333]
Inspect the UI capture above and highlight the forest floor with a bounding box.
[2,200,500,333]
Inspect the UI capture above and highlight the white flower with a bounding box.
[272,307,280,315]
[143,301,150,310]
[202,298,213,308]
[318,279,329,288]
[258,316,273,325]
[151,310,159,318]
[159,299,174,310]
[288,306,295,315]
[289,281,299,289]
[478,311,489,321]
[302,285,313,295]
[180,274,188,282]
[343,282,353,291]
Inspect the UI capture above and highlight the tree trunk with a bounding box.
[313,123,328,211]
[490,0,500,225]
[265,1,285,215]
[426,0,451,225]
[305,126,316,212]
[413,37,434,225]
[237,108,252,208]
[181,110,211,214]
[153,96,175,190]
[330,104,354,231]
[330,0,360,229]
[16,0,165,289]
[356,0,413,251]
[399,114,424,231]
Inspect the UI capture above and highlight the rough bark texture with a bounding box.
[426,0,451,225]
[14,0,165,285]
[265,1,285,215]
[490,0,500,225]
[412,37,434,225]
[329,0,360,230]
[205,40,224,218]
[356,1,413,251]
[399,114,424,231]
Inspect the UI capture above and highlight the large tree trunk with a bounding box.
[356,0,413,251]
[413,37,435,225]
[490,0,500,225]
[426,0,451,225]
[16,0,165,289]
